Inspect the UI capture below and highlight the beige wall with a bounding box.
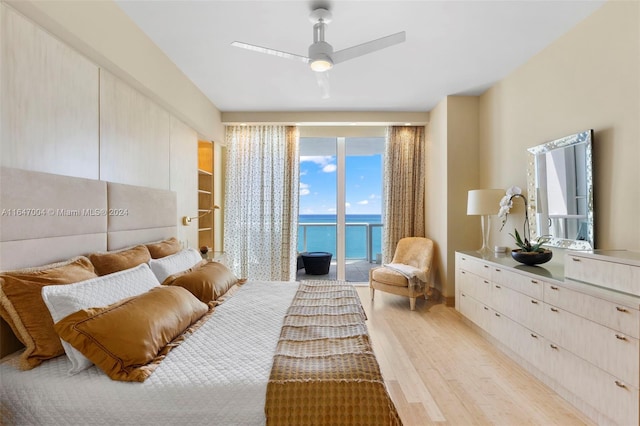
[479,0,640,251]
[426,96,481,300]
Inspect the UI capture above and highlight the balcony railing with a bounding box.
[297,222,383,263]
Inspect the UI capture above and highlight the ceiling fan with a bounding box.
[231,8,406,99]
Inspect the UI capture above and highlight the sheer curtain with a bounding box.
[382,126,426,263]
[224,125,299,281]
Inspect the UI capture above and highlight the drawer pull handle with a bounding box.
[616,306,628,313]
[615,334,627,341]
[550,286,559,291]
[530,333,538,339]
[571,257,581,262]
[531,280,539,284]
[461,293,466,297]
[531,300,539,304]
[461,271,466,274]
[550,344,558,350]
[550,307,559,313]
[495,269,501,272]
[495,313,501,317]
[615,380,627,389]
[484,265,489,268]
[483,280,489,284]
[495,285,501,289]
[483,307,489,311]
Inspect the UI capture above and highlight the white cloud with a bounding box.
[300,170,308,176]
[369,193,377,199]
[299,182,310,196]
[299,156,337,173]
[345,202,351,208]
[327,207,336,213]
[357,200,369,205]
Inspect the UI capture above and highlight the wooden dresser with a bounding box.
[455,250,640,425]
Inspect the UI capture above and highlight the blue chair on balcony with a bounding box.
[369,237,434,311]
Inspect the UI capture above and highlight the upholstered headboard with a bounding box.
[0,167,177,356]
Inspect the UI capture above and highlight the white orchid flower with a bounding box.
[506,186,522,197]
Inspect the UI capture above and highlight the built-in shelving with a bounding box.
[198,140,214,249]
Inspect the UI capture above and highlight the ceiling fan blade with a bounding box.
[332,31,406,65]
[315,71,330,99]
[231,41,310,64]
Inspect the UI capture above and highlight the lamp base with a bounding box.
[476,215,492,257]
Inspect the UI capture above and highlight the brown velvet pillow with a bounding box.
[162,260,243,303]
[54,286,210,382]
[88,245,151,276]
[0,257,98,369]
[146,237,181,259]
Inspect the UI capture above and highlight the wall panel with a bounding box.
[99,70,171,190]
[0,5,99,179]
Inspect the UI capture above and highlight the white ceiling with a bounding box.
[115,0,605,113]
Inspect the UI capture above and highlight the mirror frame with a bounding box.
[527,129,594,250]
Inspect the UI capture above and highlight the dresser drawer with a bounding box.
[544,342,639,426]
[490,283,543,333]
[458,269,491,303]
[543,303,639,387]
[457,253,492,279]
[491,266,543,299]
[544,282,640,339]
[565,253,640,296]
[459,291,490,330]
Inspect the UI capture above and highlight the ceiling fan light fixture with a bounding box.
[310,57,333,72]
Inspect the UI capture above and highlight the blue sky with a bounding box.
[299,154,383,215]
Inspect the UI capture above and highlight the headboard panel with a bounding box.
[106,182,177,250]
[0,167,108,270]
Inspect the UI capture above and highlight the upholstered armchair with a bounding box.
[369,237,434,310]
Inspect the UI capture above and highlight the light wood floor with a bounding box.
[355,287,595,426]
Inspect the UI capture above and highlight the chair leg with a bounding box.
[370,287,375,301]
[410,297,416,311]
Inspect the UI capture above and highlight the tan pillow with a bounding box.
[146,237,181,259]
[88,245,151,276]
[162,260,244,303]
[0,257,98,369]
[54,286,210,382]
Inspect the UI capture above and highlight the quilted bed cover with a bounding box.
[0,280,298,425]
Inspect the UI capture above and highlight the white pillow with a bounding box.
[148,247,203,283]
[41,263,160,375]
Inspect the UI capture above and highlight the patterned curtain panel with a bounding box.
[382,126,426,263]
[224,125,300,281]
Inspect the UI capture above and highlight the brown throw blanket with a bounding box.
[265,280,402,425]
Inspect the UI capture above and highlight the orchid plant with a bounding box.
[499,186,549,253]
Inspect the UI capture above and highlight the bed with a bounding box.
[0,167,401,425]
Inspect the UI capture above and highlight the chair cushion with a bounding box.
[371,267,409,287]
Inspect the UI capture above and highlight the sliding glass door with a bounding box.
[297,137,384,282]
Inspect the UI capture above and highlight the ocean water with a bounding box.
[297,214,382,259]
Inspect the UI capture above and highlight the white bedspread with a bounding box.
[0,280,299,426]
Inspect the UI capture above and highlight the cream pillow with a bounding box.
[148,248,202,284]
[42,263,160,374]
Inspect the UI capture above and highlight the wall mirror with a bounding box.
[526,129,594,250]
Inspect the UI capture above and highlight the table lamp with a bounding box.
[467,189,504,255]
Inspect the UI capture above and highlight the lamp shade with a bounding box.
[467,189,504,216]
